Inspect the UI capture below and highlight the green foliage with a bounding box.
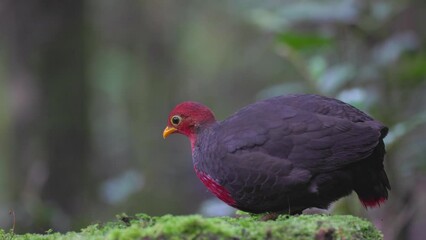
[0,213,382,240]
[277,32,333,51]
[395,53,426,87]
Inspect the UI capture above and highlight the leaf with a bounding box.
[395,53,426,87]
[276,32,333,51]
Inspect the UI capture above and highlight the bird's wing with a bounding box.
[219,151,312,194]
[216,99,382,172]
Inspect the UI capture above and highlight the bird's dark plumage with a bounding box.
[165,94,390,214]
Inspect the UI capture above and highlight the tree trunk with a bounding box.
[3,0,92,232]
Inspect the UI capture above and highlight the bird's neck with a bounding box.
[188,121,216,151]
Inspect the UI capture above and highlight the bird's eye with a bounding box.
[171,115,182,126]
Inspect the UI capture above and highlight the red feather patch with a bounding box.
[194,167,236,207]
[360,197,387,208]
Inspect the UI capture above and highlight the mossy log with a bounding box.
[0,213,382,240]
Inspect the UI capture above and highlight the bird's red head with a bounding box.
[163,102,216,146]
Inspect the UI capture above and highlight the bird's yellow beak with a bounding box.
[163,126,177,139]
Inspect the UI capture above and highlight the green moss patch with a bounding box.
[0,213,382,240]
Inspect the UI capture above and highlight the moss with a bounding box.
[0,213,383,240]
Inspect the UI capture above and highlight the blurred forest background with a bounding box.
[0,0,425,239]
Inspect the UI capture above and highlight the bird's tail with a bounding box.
[353,139,391,208]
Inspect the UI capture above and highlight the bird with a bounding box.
[163,94,390,214]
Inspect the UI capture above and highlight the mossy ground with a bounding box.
[0,213,382,240]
